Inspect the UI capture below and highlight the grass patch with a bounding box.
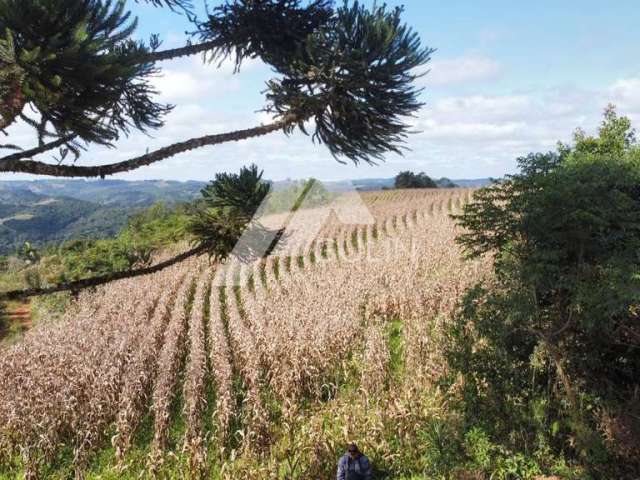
[386,319,405,384]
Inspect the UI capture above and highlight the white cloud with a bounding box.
[419,119,526,141]
[150,56,265,103]
[397,76,640,178]
[428,95,532,122]
[609,77,640,111]
[424,54,502,87]
[6,72,640,182]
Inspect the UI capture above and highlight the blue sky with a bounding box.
[4,0,640,182]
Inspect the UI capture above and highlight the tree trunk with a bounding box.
[545,339,578,411]
[0,79,24,131]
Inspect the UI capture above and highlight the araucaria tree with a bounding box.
[0,0,433,177]
[187,163,275,262]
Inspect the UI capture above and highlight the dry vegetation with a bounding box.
[0,189,490,479]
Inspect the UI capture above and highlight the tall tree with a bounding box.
[0,0,433,177]
[450,106,640,476]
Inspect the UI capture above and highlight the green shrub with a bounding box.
[450,107,640,477]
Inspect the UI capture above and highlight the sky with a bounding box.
[4,0,640,182]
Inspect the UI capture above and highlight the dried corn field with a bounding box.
[0,189,490,479]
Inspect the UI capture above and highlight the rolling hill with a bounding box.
[0,180,208,255]
[1,179,207,207]
[0,188,130,255]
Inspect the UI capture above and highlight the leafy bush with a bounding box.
[449,107,640,478]
[50,202,189,282]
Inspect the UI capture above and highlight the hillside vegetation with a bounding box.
[0,180,209,255]
[1,180,207,207]
[0,188,126,255]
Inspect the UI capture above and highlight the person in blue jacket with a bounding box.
[337,443,372,480]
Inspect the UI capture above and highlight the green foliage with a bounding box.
[394,170,438,189]
[122,202,189,247]
[265,1,433,164]
[197,0,432,164]
[0,180,203,256]
[55,239,146,281]
[196,0,333,70]
[463,427,543,480]
[3,0,430,176]
[386,319,404,382]
[52,202,188,282]
[0,198,123,255]
[188,164,274,261]
[450,107,640,477]
[199,164,271,215]
[0,28,24,128]
[561,104,637,158]
[16,241,39,264]
[435,177,457,188]
[0,0,170,146]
